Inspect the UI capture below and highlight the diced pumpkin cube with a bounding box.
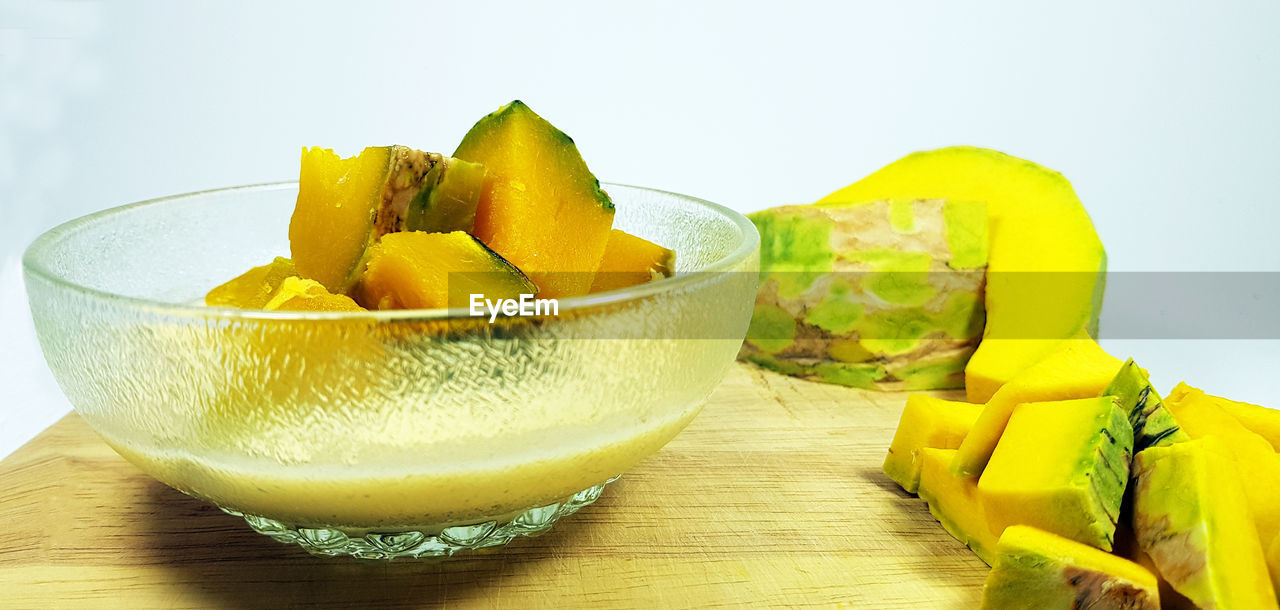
[1165,382,1280,563]
[882,395,981,493]
[263,276,366,312]
[981,525,1159,610]
[454,100,615,298]
[289,145,441,293]
[953,337,1123,477]
[1132,438,1277,609]
[917,447,1001,565]
[206,257,296,309]
[978,397,1133,551]
[588,229,676,293]
[355,231,536,310]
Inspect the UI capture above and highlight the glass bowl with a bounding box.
[23,182,759,559]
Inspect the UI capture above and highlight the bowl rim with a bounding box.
[23,181,761,321]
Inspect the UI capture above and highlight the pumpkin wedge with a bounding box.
[454,100,615,298]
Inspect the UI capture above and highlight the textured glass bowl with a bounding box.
[23,182,759,558]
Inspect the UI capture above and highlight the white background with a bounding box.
[2,1,1278,458]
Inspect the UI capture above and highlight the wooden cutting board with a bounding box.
[0,363,986,608]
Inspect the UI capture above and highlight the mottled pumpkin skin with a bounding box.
[454,101,615,299]
[588,229,675,294]
[740,199,988,392]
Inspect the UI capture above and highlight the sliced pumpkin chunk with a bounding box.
[1165,382,1280,563]
[882,395,981,493]
[355,231,536,311]
[588,229,676,294]
[289,145,441,293]
[917,447,1000,565]
[1132,438,1277,609]
[978,397,1133,551]
[454,100,615,298]
[263,276,366,312]
[953,337,1123,477]
[981,525,1159,610]
[1186,390,1280,452]
[1102,359,1188,452]
[206,257,296,309]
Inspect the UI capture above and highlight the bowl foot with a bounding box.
[221,478,615,559]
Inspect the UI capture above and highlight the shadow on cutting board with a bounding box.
[135,478,610,608]
[849,464,986,606]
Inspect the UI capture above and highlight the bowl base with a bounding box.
[221,478,615,559]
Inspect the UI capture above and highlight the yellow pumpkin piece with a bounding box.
[453,101,616,298]
[206,257,296,309]
[1165,382,1280,563]
[262,276,365,312]
[588,229,676,294]
[1186,390,1280,452]
[289,146,443,293]
[978,397,1133,551]
[289,146,391,293]
[1132,437,1276,610]
[917,447,1000,565]
[882,395,981,493]
[355,231,537,311]
[952,337,1123,477]
[981,525,1159,610]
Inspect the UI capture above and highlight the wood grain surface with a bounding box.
[0,363,986,609]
